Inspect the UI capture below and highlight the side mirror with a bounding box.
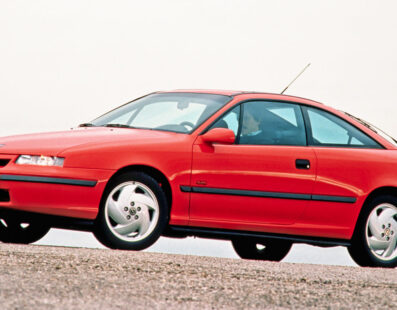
[201,128,235,145]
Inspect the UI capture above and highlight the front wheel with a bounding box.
[0,216,50,244]
[94,172,168,250]
[232,237,292,261]
[348,195,397,268]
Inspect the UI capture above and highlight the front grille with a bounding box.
[0,189,10,202]
[0,159,10,167]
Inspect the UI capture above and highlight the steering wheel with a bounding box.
[179,121,194,131]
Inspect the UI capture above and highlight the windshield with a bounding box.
[344,112,397,147]
[90,93,231,133]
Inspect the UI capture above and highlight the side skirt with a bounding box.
[0,208,351,248]
[165,225,351,247]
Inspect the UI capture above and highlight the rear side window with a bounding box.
[304,107,382,148]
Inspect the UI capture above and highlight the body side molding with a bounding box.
[0,174,97,187]
[180,186,357,203]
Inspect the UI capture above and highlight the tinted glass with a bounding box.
[209,105,240,136]
[306,107,381,148]
[239,101,306,146]
[92,93,231,133]
[344,112,397,147]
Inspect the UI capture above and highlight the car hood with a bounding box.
[0,127,185,155]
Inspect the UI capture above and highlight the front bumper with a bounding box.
[0,155,115,219]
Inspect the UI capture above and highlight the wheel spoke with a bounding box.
[131,193,155,210]
[114,221,139,235]
[368,211,383,238]
[379,208,397,224]
[138,207,151,235]
[383,236,397,258]
[117,184,137,206]
[102,179,161,245]
[368,236,389,251]
[107,198,129,225]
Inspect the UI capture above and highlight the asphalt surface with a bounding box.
[0,243,396,309]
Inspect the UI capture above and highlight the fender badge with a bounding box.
[0,144,4,148]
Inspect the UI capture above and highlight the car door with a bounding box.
[188,100,317,230]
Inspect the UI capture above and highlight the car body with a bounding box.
[0,90,396,267]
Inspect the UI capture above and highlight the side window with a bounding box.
[209,105,240,136]
[239,101,306,146]
[305,107,381,148]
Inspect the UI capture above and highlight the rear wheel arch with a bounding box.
[364,187,397,207]
[349,187,397,267]
[353,187,397,236]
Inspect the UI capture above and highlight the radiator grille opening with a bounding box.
[0,159,10,167]
[0,189,10,202]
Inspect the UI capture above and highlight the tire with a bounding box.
[348,195,397,268]
[232,237,292,261]
[94,171,168,250]
[0,216,50,244]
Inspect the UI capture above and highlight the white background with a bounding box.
[2,1,397,266]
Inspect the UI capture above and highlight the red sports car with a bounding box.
[0,90,397,268]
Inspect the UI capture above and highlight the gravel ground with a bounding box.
[0,244,396,309]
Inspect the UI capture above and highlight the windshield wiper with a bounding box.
[79,123,95,127]
[104,124,135,128]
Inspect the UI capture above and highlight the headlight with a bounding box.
[16,155,65,167]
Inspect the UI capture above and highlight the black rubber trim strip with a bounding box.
[180,186,356,203]
[180,186,192,192]
[168,226,351,247]
[0,174,97,187]
[311,194,356,203]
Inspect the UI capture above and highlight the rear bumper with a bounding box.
[0,164,115,219]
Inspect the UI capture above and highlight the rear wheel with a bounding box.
[0,216,50,244]
[232,237,292,261]
[348,195,397,268]
[94,172,168,250]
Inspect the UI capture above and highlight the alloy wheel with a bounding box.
[104,181,160,243]
[365,203,397,261]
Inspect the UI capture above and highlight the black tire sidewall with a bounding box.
[0,217,50,244]
[349,195,397,268]
[94,171,168,250]
[232,237,292,261]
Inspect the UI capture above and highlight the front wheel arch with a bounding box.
[94,171,169,250]
[100,164,172,220]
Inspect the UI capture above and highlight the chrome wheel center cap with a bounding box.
[385,228,391,237]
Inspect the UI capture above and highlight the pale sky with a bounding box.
[1,0,396,266]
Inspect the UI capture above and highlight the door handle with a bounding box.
[295,159,310,170]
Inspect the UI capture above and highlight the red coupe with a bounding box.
[0,90,397,268]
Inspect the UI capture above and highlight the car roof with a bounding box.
[157,89,243,96]
[158,89,324,108]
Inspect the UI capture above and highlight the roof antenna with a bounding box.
[281,63,311,94]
